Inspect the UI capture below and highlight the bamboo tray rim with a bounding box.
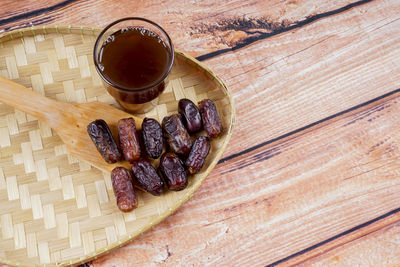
[0,24,235,267]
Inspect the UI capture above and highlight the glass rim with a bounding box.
[93,17,175,92]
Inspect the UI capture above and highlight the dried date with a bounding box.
[111,167,138,212]
[162,114,192,156]
[199,99,222,138]
[118,118,141,163]
[159,152,188,191]
[185,136,210,174]
[142,118,163,159]
[131,159,164,196]
[178,98,202,133]
[87,119,121,163]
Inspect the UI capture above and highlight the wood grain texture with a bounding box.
[0,0,398,266]
[0,0,360,55]
[309,223,400,266]
[289,209,400,266]
[209,0,400,159]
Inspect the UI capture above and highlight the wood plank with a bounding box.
[89,86,400,265]
[208,0,400,158]
[297,214,400,266]
[0,0,77,31]
[0,0,70,20]
[0,0,360,52]
[283,209,400,266]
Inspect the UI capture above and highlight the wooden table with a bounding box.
[0,0,399,266]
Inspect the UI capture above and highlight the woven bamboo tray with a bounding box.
[0,25,235,266]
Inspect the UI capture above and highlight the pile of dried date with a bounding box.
[87,98,222,212]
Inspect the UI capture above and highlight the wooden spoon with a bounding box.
[0,76,141,172]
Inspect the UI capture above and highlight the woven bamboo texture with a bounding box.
[0,25,234,266]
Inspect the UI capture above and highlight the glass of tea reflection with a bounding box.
[93,17,174,113]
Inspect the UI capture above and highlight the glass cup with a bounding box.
[93,17,174,113]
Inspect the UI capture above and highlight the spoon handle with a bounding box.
[0,76,68,128]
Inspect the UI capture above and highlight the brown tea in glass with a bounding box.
[94,18,174,113]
